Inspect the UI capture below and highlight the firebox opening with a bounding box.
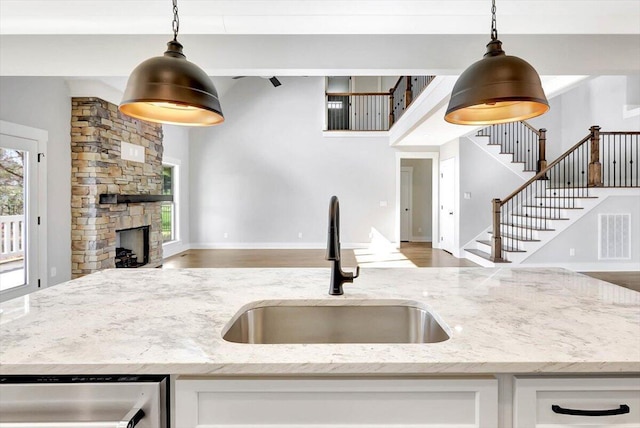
[115,226,150,268]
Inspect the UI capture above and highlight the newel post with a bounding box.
[490,198,504,262]
[405,76,413,108]
[389,91,395,127]
[588,125,602,187]
[537,128,547,175]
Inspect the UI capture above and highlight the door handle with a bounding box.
[405,208,409,211]
[449,211,454,215]
[552,404,629,417]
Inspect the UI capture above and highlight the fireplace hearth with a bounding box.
[115,226,149,268]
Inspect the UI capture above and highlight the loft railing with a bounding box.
[0,215,24,262]
[325,75,435,132]
[491,126,640,262]
[476,121,547,173]
[325,92,390,131]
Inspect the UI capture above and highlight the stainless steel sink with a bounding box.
[222,301,450,344]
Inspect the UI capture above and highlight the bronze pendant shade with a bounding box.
[119,41,223,126]
[445,0,549,126]
[445,39,548,125]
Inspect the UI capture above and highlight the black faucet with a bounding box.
[326,196,360,295]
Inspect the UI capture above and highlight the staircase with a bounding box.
[464,126,640,267]
[473,120,546,180]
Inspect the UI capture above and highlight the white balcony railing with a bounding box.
[0,215,24,262]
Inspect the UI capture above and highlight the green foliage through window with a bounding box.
[0,148,25,216]
[162,165,174,242]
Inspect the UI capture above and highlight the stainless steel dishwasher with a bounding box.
[0,374,168,427]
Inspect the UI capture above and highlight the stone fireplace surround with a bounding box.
[71,97,164,278]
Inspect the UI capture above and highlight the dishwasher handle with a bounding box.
[0,407,145,428]
[120,408,145,428]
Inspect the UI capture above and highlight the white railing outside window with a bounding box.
[0,215,24,262]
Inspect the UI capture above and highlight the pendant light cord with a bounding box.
[172,0,180,42]
[491,0,498,41]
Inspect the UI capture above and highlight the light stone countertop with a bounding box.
[1,267,639,375]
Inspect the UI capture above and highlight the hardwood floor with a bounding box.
[163,249,353,268]
[162,245,639,293]
[582,271,640,293]
[163,242,478,269]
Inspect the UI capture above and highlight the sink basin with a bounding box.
[222,300,450,344]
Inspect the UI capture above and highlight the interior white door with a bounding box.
[0,133,39,301]
[400,167,412,242]
[439,158,455,254]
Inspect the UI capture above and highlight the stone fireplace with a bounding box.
[70,97,164,278]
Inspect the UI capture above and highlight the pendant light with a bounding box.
[444,0,549,125]
[119,0,224,126]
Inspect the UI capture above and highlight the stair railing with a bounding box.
[491,126,639,262]
[389,75,436,127]
[476,121,547,173]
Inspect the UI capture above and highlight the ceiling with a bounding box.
[1,1,638,77]
[2,1,637,146]
[1,1,639,35]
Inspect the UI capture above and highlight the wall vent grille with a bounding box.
[598,213,631,260]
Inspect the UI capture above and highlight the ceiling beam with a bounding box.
[1,34,638,76]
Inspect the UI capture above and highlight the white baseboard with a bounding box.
[189,242,371,250]
[410,236,432,242]
[162,241,190,258]
[518,262,640,272]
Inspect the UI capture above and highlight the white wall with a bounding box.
[401,159,432,241]
[326,77,349,93]
[528,76,640,161]
[627,75,640,106]
[523,195,640,269]
[382,76,400,92]
[189,77,397,248]
[162,125,190,258]
[0,77,71,285]
[352,76,380,92]
[458,137,525,249]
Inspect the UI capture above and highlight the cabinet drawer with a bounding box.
[514,376,640,427]
[176,377,498,428]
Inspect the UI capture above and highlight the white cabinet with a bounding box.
[175,377,498,428]
[514,376,640,428]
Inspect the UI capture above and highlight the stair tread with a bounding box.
[465,248,511,263]
[511,213,569,220]
[535,196,598,199]
[523,205,584,209]
[545,187,591,190]
[477,240,525,253]
[488,231,541,242]
[501,223,555,231]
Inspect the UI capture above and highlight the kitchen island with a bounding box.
[1,267,639,427]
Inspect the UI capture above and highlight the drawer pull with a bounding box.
[552,404,630,417]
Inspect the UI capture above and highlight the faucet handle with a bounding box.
[352,265,360,279]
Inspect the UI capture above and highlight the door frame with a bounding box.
[400,166,413,242]
[0,120,47,301]
[439,157,456,255]
[395,152,439,248]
